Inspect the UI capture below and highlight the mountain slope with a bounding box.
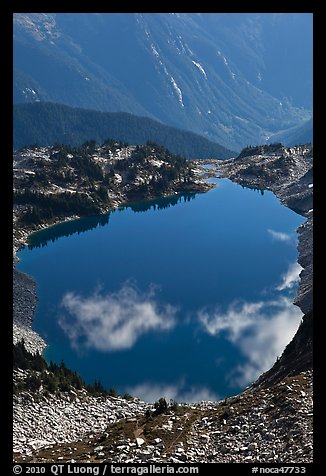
[13,102,235,159]
[267,118,313,146]
[13,13,312,151]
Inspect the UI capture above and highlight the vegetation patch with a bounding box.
[13,341,114,397]
[13,141,209,230]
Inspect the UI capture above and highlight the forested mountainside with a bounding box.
[13,13,312,151]
[13,102,235,160]
[267,118,313,147]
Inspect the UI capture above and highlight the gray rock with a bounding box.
[248,443,258,451]
[200,434,210,443]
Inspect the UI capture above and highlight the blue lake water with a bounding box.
[17,178,304,402]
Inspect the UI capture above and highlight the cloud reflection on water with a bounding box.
[198,296,302,387]
[126,381,219,403]
[59,283,176,352]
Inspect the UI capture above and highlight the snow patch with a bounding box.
[150,44,159,57]
[114,174,122,184]
[184,42,194,56]
[23,88,37,95]
[192,61,207,79]
[170,76,184,107]
[156,60,184,107]
[308,183,313,188]
[150,159,164,168]
[217,51,236,79]
[234,116,249,124]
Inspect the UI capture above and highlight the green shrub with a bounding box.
[25,374,42,392]
[154,397,168,415]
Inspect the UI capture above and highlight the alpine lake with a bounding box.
[17,176,304,402]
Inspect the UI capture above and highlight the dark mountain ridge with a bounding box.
[13,102,235,160]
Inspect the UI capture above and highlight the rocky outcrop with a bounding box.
[218,147,313,315]
[13,324,46,355]
[13,268,37,328]
[13,268,46,354]
[295,217,313,314]
[186,372,313,463]
[14,370,312,463]
[273,167,313,315]
[13,372,152,458]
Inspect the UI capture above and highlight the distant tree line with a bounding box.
[13,102,235,159]
[237,143,284,159]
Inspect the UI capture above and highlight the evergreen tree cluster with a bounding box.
[145,397,179,419]
[14,190,101,226]
[13,341,115,397]
[14,140,198,227]
[237,143,284,159]
[49,144,104,180]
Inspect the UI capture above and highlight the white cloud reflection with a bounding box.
[198,296,302,387]
[59,283,176,352]
[267,229,293,242]
[126,381,219,403]
[276,262,302,291]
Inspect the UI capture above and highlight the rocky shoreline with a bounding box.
[216,146,313,389]
[13,268,46,355]
[217,146,313,314]
[13,150,313,462]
